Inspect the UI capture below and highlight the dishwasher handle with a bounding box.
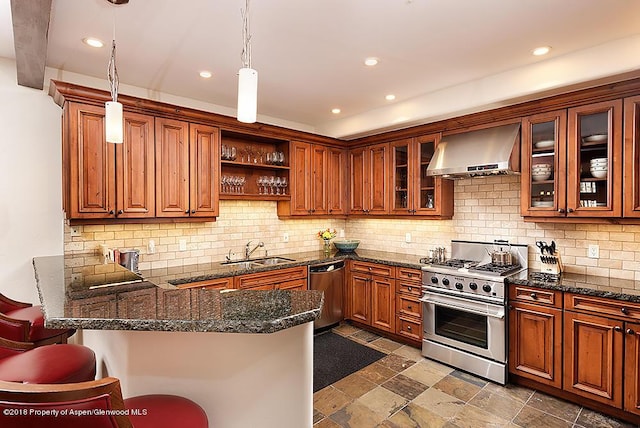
[309,260,345,273]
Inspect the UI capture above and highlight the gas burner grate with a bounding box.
[431,259,479,269]
[470,263,522,276]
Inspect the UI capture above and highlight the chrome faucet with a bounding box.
[245,241,264,259]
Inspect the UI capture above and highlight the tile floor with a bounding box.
[313,323,638,428]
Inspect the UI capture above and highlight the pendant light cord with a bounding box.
[107,5,119,102]
[240,0,251,68]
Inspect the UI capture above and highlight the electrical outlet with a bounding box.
[283,232,289,243]
[147,239,156,254]
[405,232,412,243]
[179,239,187,251]
[69,227,81,237]
[588,244,600,259]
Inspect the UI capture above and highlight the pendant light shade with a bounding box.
[237,67,258,123]
[105,100,123,144]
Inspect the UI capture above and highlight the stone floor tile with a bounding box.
[380,403,450,428]
[378,353,417,372]
[330,400,386,428]
[448,404,511,427]
[352,329,382,343]
[527,391,581,423]
[369,337,403,353]
[392,344,423,361]
[433,373,483,403]
[314,408,325,424]
[482,381,535,403]
[314,386,353,417]
[333,372,379,399]
[382,374,429,400]
[574,407,638,428]
[400,359,453,387]
[449,370,488,388]
[358,386,408,420]
[332,323,361,337]
[412,387,466,419]
[468,388,525,422]
[512,405,573,428]
[314,416,342,427]
[357,362,397,385]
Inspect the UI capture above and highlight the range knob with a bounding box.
[442,278,450,286]
[469,282,478,290]
[431,276,438,284]
[482,284,492,293]
[455,282,464,290]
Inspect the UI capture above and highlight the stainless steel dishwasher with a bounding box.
[309,260,345,330]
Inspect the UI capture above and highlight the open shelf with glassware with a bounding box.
[219,130,290,200]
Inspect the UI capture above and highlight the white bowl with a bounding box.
[535,140,555,149]
[532,200,554,207]
[532,172,551,181]
[590,158,607,164]
[532,168,552,173]
[590,170,607,179]
[583,134,607,142]
[533,163,552,169]
[590,165,608,171]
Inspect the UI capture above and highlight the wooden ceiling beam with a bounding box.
[10,0,52,90]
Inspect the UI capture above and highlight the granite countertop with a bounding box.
[32,249,422,334]
[509,272,640,303]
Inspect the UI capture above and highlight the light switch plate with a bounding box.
[588,244,599,259]
[179,239,187,251]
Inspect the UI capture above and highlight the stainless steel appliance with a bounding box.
[309,260,345,330]
[118,249,140,273]
[420,240,528,384]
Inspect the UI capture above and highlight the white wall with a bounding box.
[0,58,63,304]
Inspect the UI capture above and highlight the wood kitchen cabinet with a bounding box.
[389,134,453,217]
[508,285,563,388]
[234,266,307,291]
[63,102,155,219]
[349,143,390,215]
[346,261,395,332]
[521,100,623,219]
[278,141,346,216]
[155,118,219,218]
[624,95,640,218]
[175,277,233,290]
[395,267,422,342]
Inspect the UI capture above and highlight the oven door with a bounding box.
[421,291,506,362]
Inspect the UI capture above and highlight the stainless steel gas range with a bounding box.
[420,240,528,385]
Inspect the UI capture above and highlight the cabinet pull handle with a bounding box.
[407,286,413,291]
[191,210,196,214]
[407,325,412,331]
[109,209,114,215]
[185,209,189,214]
[615,326,622,332]
[557,208,565,214]
[407,305,412,310]
[567,208,574,213]
[530,292,538,300]
[508,305,513,310]
[627,328,635,335]
[117,209,123,215]
[622,307,629,315]
[328,209,333,213]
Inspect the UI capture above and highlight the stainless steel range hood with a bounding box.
[426,123,521,178]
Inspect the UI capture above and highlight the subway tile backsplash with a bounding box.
[64,175,640,281]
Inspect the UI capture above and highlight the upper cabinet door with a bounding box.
[189,123,219,217]
[349,147,367,214]
[414,133,453,217]
[327,148,346,215]
[567,100,623,217]
[310,145,328,215]
[66,103,116,219]
[155,118,190,217]
[115,112,155,218]
[390,138,412,215]
[521,110,567,217]
[624,95,640,218]
[367,143,390,214]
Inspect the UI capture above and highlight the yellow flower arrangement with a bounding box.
[317,228,337,241]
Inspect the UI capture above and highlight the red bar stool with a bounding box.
[0,293,75,346]
[0,377,209,428]
[0,338,96,384]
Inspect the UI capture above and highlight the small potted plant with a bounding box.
[317,228,337,254]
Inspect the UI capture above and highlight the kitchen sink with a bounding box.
[220,261,257,269]
[252,257,295,265]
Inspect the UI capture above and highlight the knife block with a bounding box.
[539,253,562,275]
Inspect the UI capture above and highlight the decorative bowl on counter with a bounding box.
[333,239,360,252]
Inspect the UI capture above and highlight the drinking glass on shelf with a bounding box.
[220,175,228,193]
[238,176,246,194]
[230,146,237,161]
[277,151,285,166]
[267,176,275,195]
[281,177,288,194]
[274,177,282,195]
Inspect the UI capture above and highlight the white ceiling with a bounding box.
[2,0,640,139]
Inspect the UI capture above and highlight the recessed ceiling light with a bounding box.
[199,71,212,78]
[331,108,341,114]
[82,37,104,48]
[364,57,379,67]
[385,94,396,101]
[532,46,551,56]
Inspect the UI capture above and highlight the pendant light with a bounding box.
[237,0,257,123]
[105,0,127,143]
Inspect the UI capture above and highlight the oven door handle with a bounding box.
[421,295,505,319]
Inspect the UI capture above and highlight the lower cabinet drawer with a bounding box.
[396,316,422,341]
[396,294,421,318]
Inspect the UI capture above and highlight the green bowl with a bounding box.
[333,239,360,252]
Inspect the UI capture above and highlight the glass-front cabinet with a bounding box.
[567,100,622,218]
[521,111,567,217]
[522,100,622,219]
[390,134,453,217]
[624,95,640,218]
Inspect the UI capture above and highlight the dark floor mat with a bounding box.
[313,331,385,392]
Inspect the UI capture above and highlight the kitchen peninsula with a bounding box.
[33,255,323,428]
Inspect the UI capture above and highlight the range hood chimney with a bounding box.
[426,123,521,178]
